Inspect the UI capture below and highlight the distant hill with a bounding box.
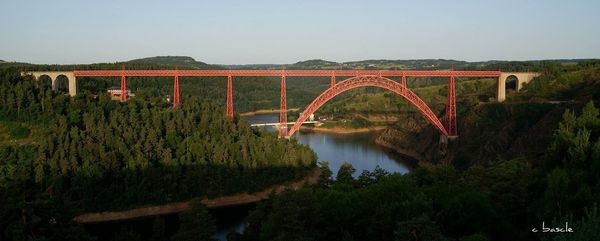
[222,58,507,70]
[343,59,469,70]
[288,59,340,69]
[224,64,281,69]
[125,56,217,69]
[2,56,597,72]
[226,59,340,70]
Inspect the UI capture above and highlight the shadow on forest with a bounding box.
[49,165,313,213]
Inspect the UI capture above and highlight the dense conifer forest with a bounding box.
[0,66,316,240]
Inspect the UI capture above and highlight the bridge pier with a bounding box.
[173,73,181,107]
[120,72,128,101]
[279,72,287,137]
[227,74,234,119]
[445,75,457,137]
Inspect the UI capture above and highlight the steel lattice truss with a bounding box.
[73,69,500,77]
[73,69,501,138]
[287,75,448,136]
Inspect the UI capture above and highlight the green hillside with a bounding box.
[377,62,600,166]
[288,59,340,69]
[125,56,217,69]
[222,58,599,71]
[232,62,600,241]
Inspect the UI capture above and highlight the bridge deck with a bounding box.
[73,69,501,78]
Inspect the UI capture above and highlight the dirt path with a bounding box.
[74,168,321,223]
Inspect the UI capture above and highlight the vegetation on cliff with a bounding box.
[232,101,600,241]
[377,62,600,166]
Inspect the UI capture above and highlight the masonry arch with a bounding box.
[36,75,54,90]
[505,75,518,92]
[55,74,70,92]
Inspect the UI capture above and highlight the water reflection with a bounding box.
[243,113,410,176]
[295,132,409,176]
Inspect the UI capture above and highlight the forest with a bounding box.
[0,66,316,240]
[225,101,600,241]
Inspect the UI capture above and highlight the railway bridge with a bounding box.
[22,70,540,138]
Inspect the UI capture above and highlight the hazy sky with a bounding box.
[1,0,599,64]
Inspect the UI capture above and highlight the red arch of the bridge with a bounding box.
[287,75,448,137]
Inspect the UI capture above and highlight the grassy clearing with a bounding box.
[0,121,40,145]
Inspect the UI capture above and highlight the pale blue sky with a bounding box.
[0,0,599,64]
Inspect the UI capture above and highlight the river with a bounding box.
[211,113,411,240]
[85,113,411,241]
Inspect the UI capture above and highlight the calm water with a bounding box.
[211,114,411,240]
[88,113,411,241]
[242,113,410,176]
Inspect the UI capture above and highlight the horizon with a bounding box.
[1,0,599,65]
[2,55,599,66]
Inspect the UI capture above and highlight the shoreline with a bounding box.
[74,168,321,223]
[239,108,300,116]
[299,125,387,134]
[301,125,428,167]
[74,125,427,224]
[374,138,427,167]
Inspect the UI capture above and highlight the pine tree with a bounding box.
[317,161,334,188]
[336,161,356,185]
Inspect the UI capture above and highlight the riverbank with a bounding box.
[239,108,300,116]
[299,125,387,134]
[373,137,430,167]
[74,168,321,223]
